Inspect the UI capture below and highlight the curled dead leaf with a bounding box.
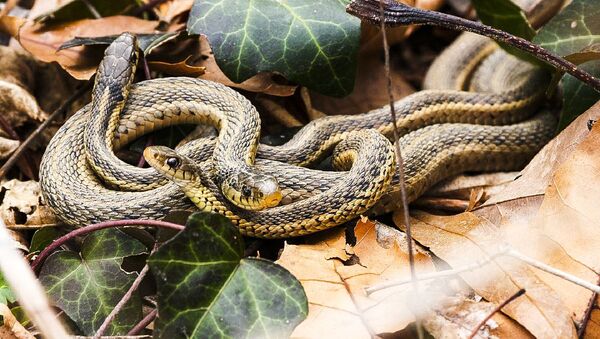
[0,180,59,229]
[13,16,159,79]
[148,56,205,77]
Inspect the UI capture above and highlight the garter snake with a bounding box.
[39,32,557,237]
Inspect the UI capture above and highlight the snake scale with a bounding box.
[39,32,557,238]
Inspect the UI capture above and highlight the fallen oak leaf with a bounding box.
[277,219,435,337]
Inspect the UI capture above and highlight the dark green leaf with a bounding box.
[472,0,535,40]
[30,227,64,254]
[39,229,146,335]
[187,0,360,97]
[534,0,600,129]
[35,0,142,24]
[0,273,15,305]
[148,212,307,338]
[59,32,180,55]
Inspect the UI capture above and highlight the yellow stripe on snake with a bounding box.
[39,32,557,238]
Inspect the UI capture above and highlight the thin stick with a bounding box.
[0,82,92,180]
[94,263,152,338]
[346,0,600,93]
[0,219,70,338]
[378,1,422,338]
[506,249,600,293]
[31,219,184,272]
[467,288,526,339]
[81,0,101,19]
[127,309,157,335]
[366,247,510,295]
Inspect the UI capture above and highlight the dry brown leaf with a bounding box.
[395,211,577,338]
[195,35,297,97]
[0,180,59,229]
[0,304,34,339]
[154,0,193,24]
[277,220,435,337]
[12,16,159,79]
[308,51,415,115]
[148,56,206,77]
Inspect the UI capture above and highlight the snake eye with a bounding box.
[166,157,180,168]
[241,185,252,197]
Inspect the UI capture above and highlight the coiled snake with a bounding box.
[39,32,557,238]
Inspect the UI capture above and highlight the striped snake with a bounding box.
[39,32,556,238]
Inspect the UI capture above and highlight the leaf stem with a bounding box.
[31,219,184,272]
[127,308,158,335]
[346,0,600,93]
[94,262,152,338]
[467,288,526,339]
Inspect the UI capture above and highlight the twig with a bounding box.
[142,54,152,81]
[366,247,510,295]
[0,219,70,338]
[127,309,157,335]
[94,262,153,338]
[578,276,600,338]
[378,1,422,338]
[81,0,101,19]
[506,249,600,293]
[0,82,92,180]
[467,288,526,339]
[346,0,600,94]
[31,219,184,272]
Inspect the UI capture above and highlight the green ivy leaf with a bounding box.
[0,273,15,305]
[148,212,307,338]
[35,0,142,24]
[534,0,600,129]
[187,0,360,97]
[472,0,535,40]
[39,229,146,336]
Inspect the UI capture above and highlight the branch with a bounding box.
[346,0,600,93]
[467,289,526,339]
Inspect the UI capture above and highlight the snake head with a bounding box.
[221,171,282,211]
[143,146,200,183]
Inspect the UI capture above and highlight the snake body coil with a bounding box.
[39,32,557,238]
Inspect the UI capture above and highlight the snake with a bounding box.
[39,32,557,237]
